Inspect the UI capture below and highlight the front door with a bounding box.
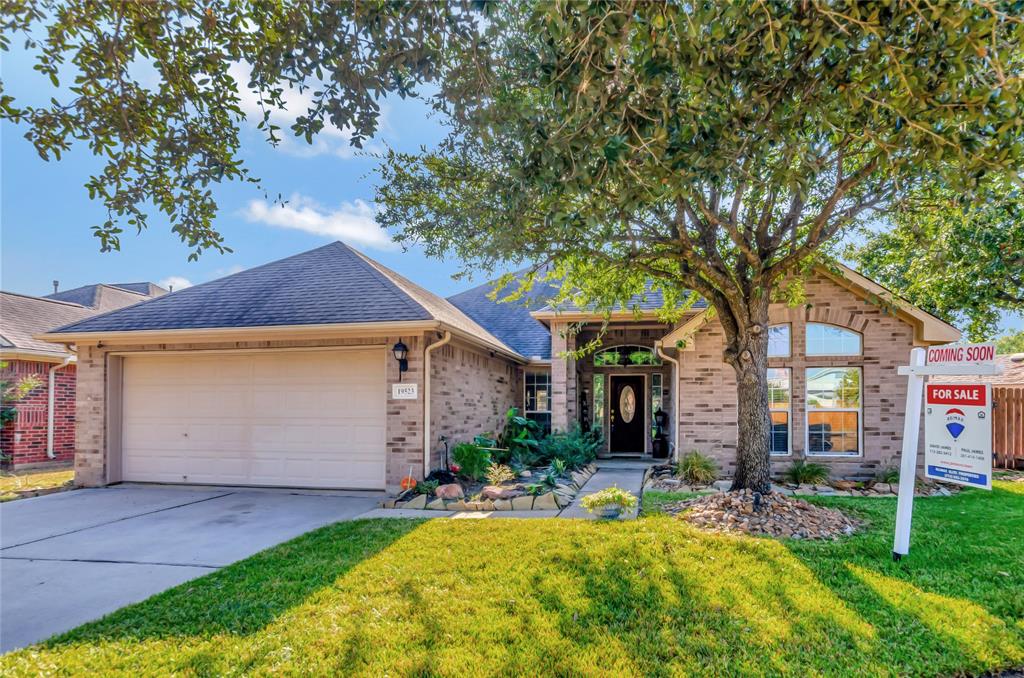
[609,375,646,454]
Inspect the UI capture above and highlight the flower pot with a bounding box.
[598,504,623,519]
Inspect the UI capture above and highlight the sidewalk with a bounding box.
[557,459,650,520]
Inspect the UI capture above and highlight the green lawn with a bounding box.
[3,483,1023,677]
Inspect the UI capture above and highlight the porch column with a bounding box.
[550,322,577,432]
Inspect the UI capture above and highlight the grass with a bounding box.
[0,466,74,502]
[3,483,1023,676]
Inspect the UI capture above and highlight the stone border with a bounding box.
[381,464,598,512]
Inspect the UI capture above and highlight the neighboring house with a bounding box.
[939,353,1024,469]
[39,242,960,491]
[1,284,166,468]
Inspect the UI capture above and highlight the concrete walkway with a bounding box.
[558,459,650,520]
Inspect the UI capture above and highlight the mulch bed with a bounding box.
[663,489,860,540]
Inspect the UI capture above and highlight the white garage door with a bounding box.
[120,349,386,489]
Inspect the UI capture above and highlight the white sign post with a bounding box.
[892,342,1000,561]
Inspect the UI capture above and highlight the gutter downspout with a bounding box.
[423,330,452,477]
[655,341,679,463]
[47,355,75,459]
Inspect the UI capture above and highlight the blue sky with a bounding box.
[2,46,1019,334]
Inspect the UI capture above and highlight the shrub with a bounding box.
[783,460,830,485]
[452,443,492,481]
[876,466,900,484]
[498,408,543,466]
[548,458,568,478]
[537,425,602,469]
[677,451,718,485]
[416,479,439,496]
[485,464,516,485]
[580,486,637,512]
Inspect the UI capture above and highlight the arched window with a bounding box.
[806,323,861,356]
[593,345,661,367]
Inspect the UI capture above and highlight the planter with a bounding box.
[598,504,623,519]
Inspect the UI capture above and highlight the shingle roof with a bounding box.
[536,281,707,314]
[934,354,1024,386]
[448,272,559,360]
[47,242,522,358]
[45,283,162,311]
[0,293,96,357]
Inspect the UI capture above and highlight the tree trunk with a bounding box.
[725,308,773,494]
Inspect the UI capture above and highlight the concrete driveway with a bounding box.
[0,485,380,652]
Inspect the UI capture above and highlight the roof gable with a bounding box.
[0,292,96,356]
[448,273,559,360]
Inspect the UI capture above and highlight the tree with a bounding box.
[1,0,483,258]
[376,2,1023,492]
[850,175,1023,341]
[996,330,1024,355]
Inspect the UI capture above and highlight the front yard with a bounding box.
[3,482,1022,676]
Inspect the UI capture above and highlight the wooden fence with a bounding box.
[994,385,1024,469]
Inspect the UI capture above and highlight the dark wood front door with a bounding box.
[610,375,646,453]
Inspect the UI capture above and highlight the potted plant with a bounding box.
[580,485,638,519]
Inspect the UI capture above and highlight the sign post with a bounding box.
[892,342,1001,561]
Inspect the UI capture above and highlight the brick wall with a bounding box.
[1,359,76,467]
[428,338,518,471]
[677,272,922,479]
[74,335,428,491]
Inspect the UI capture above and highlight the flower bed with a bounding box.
[382,463,598,511]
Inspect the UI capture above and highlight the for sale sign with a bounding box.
[924,384,992,489]
[925,342,996,366]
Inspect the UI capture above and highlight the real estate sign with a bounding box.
[924,383,992,490]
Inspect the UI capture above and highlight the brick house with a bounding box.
[1,284,164,468]
[38,242,959,490]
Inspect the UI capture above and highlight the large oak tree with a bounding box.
[376,1,1023,492]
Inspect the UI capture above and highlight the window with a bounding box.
[525,372,552,434]
[806,323,861,356]
[593,374,606,429]
[594,345,660,367]
[768,324,791,357]
[767,368,791,455]
[650,373,663,438]
[806,367,861,456]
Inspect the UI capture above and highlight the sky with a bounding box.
[1,45,1020,335]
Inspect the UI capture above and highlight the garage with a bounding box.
[119,348,387,489]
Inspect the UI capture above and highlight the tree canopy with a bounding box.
[376,1,1023,490]
[850,175,1023,341]
[1,0,482,258]
[995,330,1024,354]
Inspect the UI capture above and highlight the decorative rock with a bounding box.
[831,490,851,496]
[813,485,834,494]
[480,499,496,511]
[794,484,815,495]
[831,480,856,491]
[512,495,535,510]
[660,478,682,488]
[533,492,560,510]
[380,499,397,509]
[873,483,892,494]
[493,499,513,511]
[712,480,732,492]
[481,485,519,500]
[553,493,572,508]
[404,494,427,509]
[519,470,533,478]
[772,486,794,496]
[426,498,447,510]
[448,500,469,511]
[435,483,465,500]
[571,471,589,487]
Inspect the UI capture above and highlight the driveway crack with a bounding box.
[0,555,219,569]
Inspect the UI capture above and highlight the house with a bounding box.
[1,283,166,467]
[38,242,961,491]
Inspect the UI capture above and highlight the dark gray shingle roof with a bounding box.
[537,282,707,314]
[52,242,433,334]
[46,283,163,310]
[448,273,559,360]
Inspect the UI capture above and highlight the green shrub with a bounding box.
[498,408,543,466]
[783,460,830,485]
[876,466,900,484]
[416,479,439,496]
[485,464,516,485]
[537,425,602,469]
[452,443,492,481]
[548,458,568,478]
[677,450,718,485]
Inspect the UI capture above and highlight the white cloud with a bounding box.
[159,276,193,292]
[242,194,394,250]
[228,63,386,158]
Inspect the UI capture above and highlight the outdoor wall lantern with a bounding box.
[392,340,409,381]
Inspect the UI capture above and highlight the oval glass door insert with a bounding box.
[619,385,636,423]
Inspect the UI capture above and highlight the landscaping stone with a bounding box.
[404,494,427,510]
[435,483,465,500]
[794,484,815,496]
[380,499,397,509]
[519,470,533,478]
[813,485,834,494]
[512,495,535,510]
[493,499,513,511]
[571,471,589,487]
[663,490,859,540]
[426,498,447,510]
[873,483,892,494]
[533,492,559,510]
[481,485,520,500]
[771,485,794,496]
[480,499,496,511]
[712,480,731,492]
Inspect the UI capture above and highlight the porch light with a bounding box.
[392,340,409,380]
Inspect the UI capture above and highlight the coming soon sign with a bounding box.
[924,383,992,489]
